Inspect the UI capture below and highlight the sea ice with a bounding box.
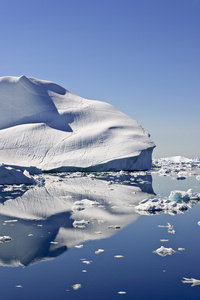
[0,236,12,243]
[155,246,175,257]
[0,75,155,172]
[95,249,105,254]
[72,219,90,229]
[72,284,82,290]
[182,277,200,287]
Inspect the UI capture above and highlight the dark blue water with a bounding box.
[0,172,200,299]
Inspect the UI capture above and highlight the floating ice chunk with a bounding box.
[72,199,97,211]
[75,244,83,249]
[196,175,200,181]
[95,249,104,254]
[169,190,190,202]
[118,291,126,294]
[182,277,200,287]
[169,189,200,201]
[73,219,90,229]
[135,198,189,213]
[155,246,175,257]
[72,284,82,290]
[114,255,124,258]
[168,230,176,234]
[15,285,23,288]
[198,221,200,226]
[82,260,92,264]
[160,239,169,242]
[0,236,12,243]
[178,248,185,251]
[82,270,87,273]
[4,219,18,223]
[108,225,121,229]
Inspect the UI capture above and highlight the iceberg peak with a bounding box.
[0,76,155,171]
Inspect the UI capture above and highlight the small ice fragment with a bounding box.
[163,270,166,272]
[0,236,12,243]
[95,249,104,254]
[182,277,200,287]
[198,221,200,226]
[5,220,18,223]
[118,291,126,294]
[178,248,185,251]
[82,260,92,264]
[37,224,43,227]
[82,270,87,273]
[50,241,58,244]
[108,225,121,229]
[28,234,33,237]
[72,284,82,290]
[95,231,102,234]
[114,255,124,258]
[167,222,174,230]
[75,244,83,249]
[73,219,89,229]
[15,285,23,288]
[168,229,176,234]
[155,246,175,257]
[160,239,169,242]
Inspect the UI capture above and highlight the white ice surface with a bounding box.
[0,76,155,171]
[0,164,37,185]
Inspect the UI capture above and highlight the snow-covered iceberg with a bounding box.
[0,76,155,172]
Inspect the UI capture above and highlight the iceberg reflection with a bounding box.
[0,172,154,267]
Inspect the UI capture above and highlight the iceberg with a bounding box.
[0,76,155,172]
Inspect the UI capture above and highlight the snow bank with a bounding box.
[0,76,155,171]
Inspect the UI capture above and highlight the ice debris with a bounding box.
[182,277,200,287]
[135,190,200,215]
[0,236,12,243]
[152,156,200,179]
[73,219,90,229]
[72,284,82,290]
[155,246,175,257]
[72,199,97,211]
[95,249,104,254]
[118,291,126,294]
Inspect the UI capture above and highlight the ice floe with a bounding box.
[155,246,175,257]
[72,283,82,290]
[182,277,200,287]
[152,156,200,179]
[0,236,12,243]
[95,249,105,254]
[135,189,200,215]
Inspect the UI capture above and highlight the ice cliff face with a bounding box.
[0,76,155,171]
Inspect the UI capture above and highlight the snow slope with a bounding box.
[0,76,155,171]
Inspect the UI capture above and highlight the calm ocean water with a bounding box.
[0,170,200,300]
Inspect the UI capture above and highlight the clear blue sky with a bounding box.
[0,0,199,158]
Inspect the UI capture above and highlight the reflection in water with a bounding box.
[0,172,154,267]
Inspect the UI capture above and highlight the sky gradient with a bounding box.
[0,0,199,158]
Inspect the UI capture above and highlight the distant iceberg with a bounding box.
[0,76,155,172]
